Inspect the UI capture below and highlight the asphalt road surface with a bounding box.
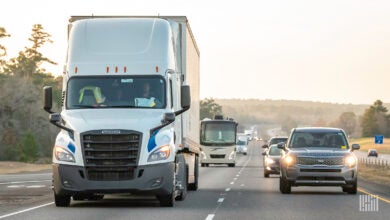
[0,142,389,220]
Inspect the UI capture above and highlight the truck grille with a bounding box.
[81,130,142,181]
[296,157,344,166]
[210,154,225,159]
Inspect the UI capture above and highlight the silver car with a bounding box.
[279,127,360,194]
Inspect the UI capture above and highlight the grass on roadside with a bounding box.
[350,138,390,154]
[358,164,390,186]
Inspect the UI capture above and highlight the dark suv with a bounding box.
[279,127,360,194]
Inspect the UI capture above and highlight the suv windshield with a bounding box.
[269,138,287,145]
[67,76,166,109]
[289,131,348,149]
[269,146,282,155]
[201,122,236,146]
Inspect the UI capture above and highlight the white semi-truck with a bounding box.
[43,16,200,207]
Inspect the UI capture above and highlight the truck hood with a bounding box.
[62,109,166,133]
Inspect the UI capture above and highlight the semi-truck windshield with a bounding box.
[201,122,236,146]
[67,76,166,109]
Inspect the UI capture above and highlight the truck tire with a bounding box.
[158,193,175,207]
[176,164,188,201]
[54,193,71,207]
[279,175,291,194]
[228,163,235,167]
[264,170,270,178]
[188,155,199,191]
[343,181,357,194]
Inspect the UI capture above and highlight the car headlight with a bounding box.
[201,151,207,160]
[345,155,356,167]
[284,155,295,166]
[228,151,235,160]
[54,146,75,162]
[266,158,275,164]
[148,145,171,162]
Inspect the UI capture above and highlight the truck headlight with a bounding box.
[266,158,274,164]
[201,151,207,160]
[228,151,235,160]
[148,145,171,162]
[284,155,295,166]
[54,146,75,162]
[345,155,356,167]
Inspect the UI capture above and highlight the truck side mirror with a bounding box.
[162,112,175,124]
[351,144,360,151]
[181,85,191,109]
[43,86,53,113]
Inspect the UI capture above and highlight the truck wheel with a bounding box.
[343,181,357,194]
[279,175,291,194]
[243,153,247,156]
[228,163,235,167]
[158,193,175,207]
[54,193,71,207]
[201,163,205,167]
[188,155,199,191]
[176,164,188,201]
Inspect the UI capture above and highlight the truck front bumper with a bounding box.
[282,165,357,186]
[52,163,174,196]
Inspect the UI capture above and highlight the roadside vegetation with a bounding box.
[350,138,390,154]
[359,164,390,186]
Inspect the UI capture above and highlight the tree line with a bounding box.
[0,25,62,162]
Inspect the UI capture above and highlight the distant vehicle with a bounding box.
[262,137,288,148]
[367,149,378,157]
[278,127,360,194]
[245,129,254,141]
[200,117,238,167]
[236,137,248,156]
[262,144,282,177]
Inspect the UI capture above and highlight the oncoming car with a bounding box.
[262,144,282,177]
[279,127,360,194]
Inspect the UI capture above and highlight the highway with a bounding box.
[0,142,389,220]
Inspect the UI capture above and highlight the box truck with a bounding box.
[43,16,200,207]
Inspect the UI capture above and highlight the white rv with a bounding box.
[43,16,200,207]
[200,117,238,167]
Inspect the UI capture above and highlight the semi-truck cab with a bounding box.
[43,16,200,207]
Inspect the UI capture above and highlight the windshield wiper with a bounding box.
[72,104,101,108]
[109,105,140,108]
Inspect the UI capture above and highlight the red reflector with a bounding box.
[75,67,78,74]
[115,66,118,73]
[156,66,159,73]
[124,66,127,73]
[106,67,109,73]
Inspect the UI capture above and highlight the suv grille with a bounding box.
[296,157,344,166]
[82,130,142,181]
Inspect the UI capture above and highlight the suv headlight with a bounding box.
[284,155,295,166]
[148,145,171,162]
[345,155,357,167]
[54,146,75,162]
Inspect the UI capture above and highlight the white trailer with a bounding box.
[43,16,200,207]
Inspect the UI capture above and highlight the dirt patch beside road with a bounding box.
[0,161,51,174]
[359,165,390,186]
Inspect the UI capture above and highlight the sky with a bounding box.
[1,0,389,104]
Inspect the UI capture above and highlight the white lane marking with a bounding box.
[240,184,245,187]
[225,188,231,192]
[205,214,215,220]
[230,181,234,185]
[218,198,224,203]
[7,185,25,188]
[26,185,46,188]
[233,177,237,180]
[0,180,51,185]
[0,202,54,219]
[236,174,239,177]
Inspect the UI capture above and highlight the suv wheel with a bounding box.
[343,181,357,194]
[54,193,71,207]
[279,175,291,194]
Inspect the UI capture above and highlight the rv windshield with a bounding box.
[67,76,166,109]
[201,122,236,146]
